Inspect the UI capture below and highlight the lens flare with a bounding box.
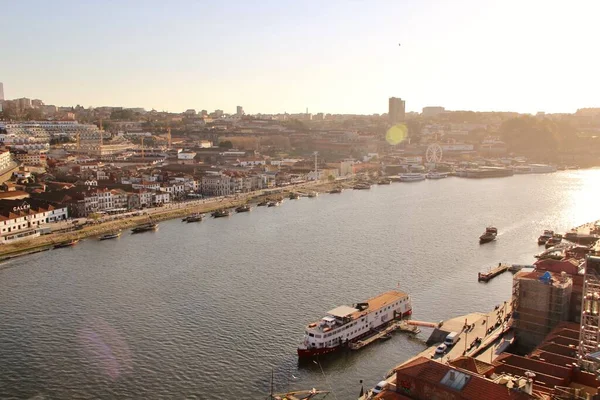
[77,318,132,380]
[386,124,408,145]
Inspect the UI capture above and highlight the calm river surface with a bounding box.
[1,170,599,399]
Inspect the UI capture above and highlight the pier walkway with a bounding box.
[349,320,420,351]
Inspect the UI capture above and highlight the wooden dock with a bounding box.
[478,263,509,282]
[349,320,420,351]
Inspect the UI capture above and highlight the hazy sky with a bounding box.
[2,0,599,114]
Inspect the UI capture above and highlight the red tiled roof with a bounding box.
[493,353,572,381]
[395,357,533,400]
[449,356,495,376]
[0,190,29,199]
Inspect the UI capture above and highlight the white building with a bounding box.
[153,192,170,205]
[0,200,68,243]
[0,150,12,171]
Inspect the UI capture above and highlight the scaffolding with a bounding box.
[511,271,572,351]
[578,256,600,374]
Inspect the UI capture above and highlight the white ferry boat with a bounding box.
[297,290,412,358]
[426,172,448,179]
[399,173,426,182]
[529,164,557,174]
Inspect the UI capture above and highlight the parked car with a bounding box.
[435,344,447,354]
[372,381,389,394]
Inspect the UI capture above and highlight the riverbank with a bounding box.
[0,180,342,261]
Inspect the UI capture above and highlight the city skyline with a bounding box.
[2,0,600,115]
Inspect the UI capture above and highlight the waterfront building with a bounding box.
[0,199,68,243]
[388,97,406,125]
[511,270,573,352]
[236,106,244,116]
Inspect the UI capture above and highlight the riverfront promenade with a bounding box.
[0,179,341,261]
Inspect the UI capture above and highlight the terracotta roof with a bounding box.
[449,356,495,376]
[373,392,412,400]
[0,190,30,199]
[395,357,533,400]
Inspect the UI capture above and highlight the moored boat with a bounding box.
[377,179,391,185]
[329,187,343,194]
[267,201,281,207]
[257,200,268,206]
[545,234,563,249]
[235,205,251,213]
[297,290,412,358]
[212,209,231,218]
[54,239,79,248]
[289,192,300,200]
[307,191,318,198]
[186,214,203,223]
[479,226,498,244]
[353,183,371,190]
[399,173,426,182]
[537,230,554,245]
[131,222,158,234]
[426,172,448,179]
[99,230,121,240]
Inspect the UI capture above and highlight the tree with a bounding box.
[219,140,233,149]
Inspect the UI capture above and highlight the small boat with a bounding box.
[212,209,231,218]
[54,239,79,248]
[99,231,121,240]
[545,234,563,249]
[289,192,300,200]
[537,230,554,245]
[399,173,426,182]
[257,201,268,206]
[353,183,371,190]
[307,191,318,198]
[268,201,280,207]
[426,172,448,179]
[235,205,251,213]
[377,179,391,185]
[186,214,203,223]
[329,187,343,194]
[479,227,498,244]
[131,222,158,234]
[379,333,393,341]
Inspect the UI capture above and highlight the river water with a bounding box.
[1,170,599,399]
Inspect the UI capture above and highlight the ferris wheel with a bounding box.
[425,143,443,163]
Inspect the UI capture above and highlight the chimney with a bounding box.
[523,379,533,395]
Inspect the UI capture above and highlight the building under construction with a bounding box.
[512,269,573,352]
[578,256,600,376]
